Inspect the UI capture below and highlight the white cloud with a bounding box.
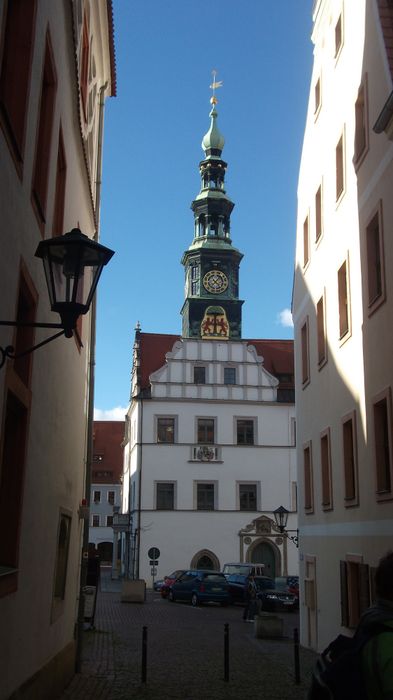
[277,308,294,328]
[94,406,128,421]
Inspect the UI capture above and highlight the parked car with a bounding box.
[169,569,230,607]
[153,579,164,591]
[274,575,299,601]
[160,569,186,598]
[257,579,298,612]
[225,574,270,604]
[223,565,268,604]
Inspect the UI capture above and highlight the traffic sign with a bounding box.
[148,547,160,560]
[149,560,159,566]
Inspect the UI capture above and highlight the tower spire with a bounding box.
[180,75,244,340]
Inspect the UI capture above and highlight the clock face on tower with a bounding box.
[203,269,228,294]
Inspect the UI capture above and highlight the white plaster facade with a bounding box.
[122,336,297,587]
[89,483,122,558]
[293,0,393,652]
[0,2,115,698]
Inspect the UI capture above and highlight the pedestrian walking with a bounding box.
[361,550,393,699]
[308,550,393,699]
[242,574,258,622]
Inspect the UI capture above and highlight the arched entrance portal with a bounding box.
[190,549,220,570]
[249,540,278,578]
[97,541,113,563]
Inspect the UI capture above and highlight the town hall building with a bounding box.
[121,93,298,585]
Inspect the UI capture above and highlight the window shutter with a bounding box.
[340,560,349,626]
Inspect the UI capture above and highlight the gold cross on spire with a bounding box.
[210,69,223,105]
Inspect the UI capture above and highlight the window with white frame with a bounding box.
[239,483,257,511]
[156,482,175,510]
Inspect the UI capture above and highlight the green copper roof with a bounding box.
[201,106,225,155]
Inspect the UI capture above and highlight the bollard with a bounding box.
[142,625,147,683]
[224,623,229,682]
[293,627,301,685]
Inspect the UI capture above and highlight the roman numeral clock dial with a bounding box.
[203,270,228,294]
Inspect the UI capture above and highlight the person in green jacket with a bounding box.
[360,550,393,699]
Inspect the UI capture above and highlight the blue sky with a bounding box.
[95,1,314,417]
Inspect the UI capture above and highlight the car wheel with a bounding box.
[191,593,198,607]
[169,590,175,602]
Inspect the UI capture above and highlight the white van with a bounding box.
[222,562,265,577]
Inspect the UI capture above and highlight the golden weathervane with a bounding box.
[210,69,223,105]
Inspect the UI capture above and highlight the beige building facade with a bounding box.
[293,0,393,651]
[0,2,115,698]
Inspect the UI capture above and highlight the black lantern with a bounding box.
[273,505,298,547]
[35,228,114,337]
[273,505,289,533]
[0,228,114,369]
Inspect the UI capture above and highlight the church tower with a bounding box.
[181,88,244,340]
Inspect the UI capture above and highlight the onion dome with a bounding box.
[201,105,225,157]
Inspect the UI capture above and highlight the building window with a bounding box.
[317,296,327,366]
[156,482,175,510]
[0,392,29,594]
[366,204,385,314]
[304,442,314,513]
[0,0,37,169]
[197,418,215,444]
[224,367,236,385]
[315,185,322,242]
[31,32,57,228]
[314,77,321,115]
[52,127,66,236]
[108,491,115,505]
[373,389,393,499]
[53,513,71,600]
[197,483,215,511]
[303,215,309,267]
[301,318,310,386]
[336,133,345,201]
[342,412,358,506]
[320,429,333,510]
[92,515,100,527]
[340,558,370,629]
[157,417,175,443]
[338,260,350,340]
[93,490,101,504]
[354,79,368,166]
[13,268,38,386]
[335,13,343,58]
[236,419,254,445]
[239,484,257,511]
[191,264,199,295]
[194,366,206,384]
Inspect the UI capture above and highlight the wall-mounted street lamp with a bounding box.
[0,228,114,369]
[273,505,299,548]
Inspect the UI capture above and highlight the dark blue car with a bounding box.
[169,569,230,607]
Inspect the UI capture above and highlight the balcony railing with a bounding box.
[190,445,220,462]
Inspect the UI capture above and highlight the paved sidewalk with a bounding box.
[60,572,317,700]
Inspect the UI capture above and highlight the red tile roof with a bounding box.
[91,421,124,483]
[137,333,294,391]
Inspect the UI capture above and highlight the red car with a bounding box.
[160,569,186,598]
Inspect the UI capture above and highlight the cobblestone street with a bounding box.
[59,569,316,700]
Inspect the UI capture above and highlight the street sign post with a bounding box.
[148,547,160,589]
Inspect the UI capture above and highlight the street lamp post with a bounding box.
[273,505,299,548]
[0,228,114,367]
